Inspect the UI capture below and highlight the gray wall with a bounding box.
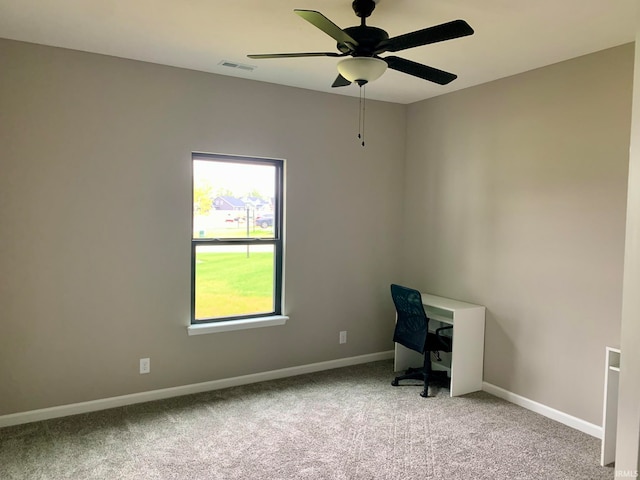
[0,37,635,436]
[0,39,406,415]
[402,44,633,425]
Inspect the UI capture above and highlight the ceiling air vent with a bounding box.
[219,60,255,72]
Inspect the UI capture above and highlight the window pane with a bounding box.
[193,160,276,239]
[194,244,275,320]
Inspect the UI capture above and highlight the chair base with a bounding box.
[391,368,450,398]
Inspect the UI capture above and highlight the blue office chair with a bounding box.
[390,284,453,398]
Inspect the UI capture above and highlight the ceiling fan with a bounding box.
[248,0,474,87]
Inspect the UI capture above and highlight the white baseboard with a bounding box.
[0,351,394,428]
[2,355,599,439]
[482,381,603,439]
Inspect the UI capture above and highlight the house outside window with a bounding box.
[191,153,284,324]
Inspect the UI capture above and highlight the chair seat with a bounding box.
[427,331,452,353]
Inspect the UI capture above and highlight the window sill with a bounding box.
[187,315,289,336]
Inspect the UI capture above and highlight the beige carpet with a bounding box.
[0,360,612,479]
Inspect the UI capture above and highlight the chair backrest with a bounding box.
[390,284,428,354]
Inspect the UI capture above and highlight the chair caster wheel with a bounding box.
[420,390,429,398]
[391,379,399,386]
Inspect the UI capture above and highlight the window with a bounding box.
[191,153,284,325]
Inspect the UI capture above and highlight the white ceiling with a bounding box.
[0,0,636,104]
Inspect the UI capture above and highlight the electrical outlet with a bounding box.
[339,331,347,344]
[139,358,150,374]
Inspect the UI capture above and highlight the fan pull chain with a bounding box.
[357,85,362,145]
[358,84,366,147]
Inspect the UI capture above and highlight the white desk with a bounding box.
[394,293,486,397]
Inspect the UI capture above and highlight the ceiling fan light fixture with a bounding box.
[337,57,387,85]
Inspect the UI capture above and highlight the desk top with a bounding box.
[421,293,485,312]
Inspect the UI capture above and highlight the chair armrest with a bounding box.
[435,325,453,335]
[434,325,453,351]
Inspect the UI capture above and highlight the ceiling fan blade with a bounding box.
[331,74,352,88]
[384,56,457,85]
[248,52,343,59]
[294,10,359,49]
[377,20,474,54]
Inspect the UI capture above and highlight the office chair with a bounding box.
[390,284,453,398]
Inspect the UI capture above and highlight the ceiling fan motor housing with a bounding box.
[340,25,389,56]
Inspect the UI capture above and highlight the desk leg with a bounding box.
[449,309,485,397]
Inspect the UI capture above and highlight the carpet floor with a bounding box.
[0,360,613,479]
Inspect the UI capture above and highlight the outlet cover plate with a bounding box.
[139,358,150,374]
